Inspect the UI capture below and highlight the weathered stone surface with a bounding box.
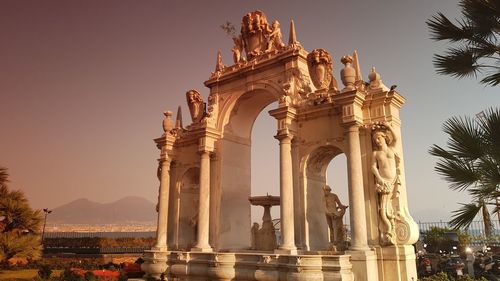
[144,10,419,281]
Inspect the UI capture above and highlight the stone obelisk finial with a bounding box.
[175,106,183,129]
[352,50,363,83]
[288,20,300,47]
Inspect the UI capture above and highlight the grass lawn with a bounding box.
[0,269,62,280]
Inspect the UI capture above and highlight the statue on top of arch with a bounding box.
[234,10,286,62]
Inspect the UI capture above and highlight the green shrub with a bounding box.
[423,226,471,253]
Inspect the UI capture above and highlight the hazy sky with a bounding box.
[1,0,499,223]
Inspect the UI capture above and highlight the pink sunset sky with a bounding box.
[1,0,499,223]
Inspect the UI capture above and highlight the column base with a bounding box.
[275,247,298,255]
[151,245,168,252]
[346,249,379,281]
[349,245,371,251]
[141,248,169,280]
[191,246,213,252]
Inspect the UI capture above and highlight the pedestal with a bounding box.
[141,249,169,280]
[375,245,417,281]
[346,249,378,281]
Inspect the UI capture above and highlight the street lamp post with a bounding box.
[41,208,52,245]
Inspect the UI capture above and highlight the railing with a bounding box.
[42,232,155,254]
[44,246,148,254]
[418,220,500,237]
[43,231,156,239]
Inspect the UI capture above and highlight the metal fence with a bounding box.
[44,231,156,239]
[418,220,500,237]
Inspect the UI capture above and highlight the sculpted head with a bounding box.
[309,49,332,67]
[372,130,390,148]
[186,90,202,104]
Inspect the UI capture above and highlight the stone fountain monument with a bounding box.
[141,10,419,281]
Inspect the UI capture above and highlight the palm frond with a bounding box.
[427,12,470,42]
[427,0,500,86]
[477,158,500,189]
[480,108,500,156]
[434,157,479,191]
[433,47,480,78]
[443,116,484,160]
[449,203,482,229]
[460,0,500,40]
[0,167,8,187]
[468,184,497,201]
[429,145,459,161]
[481,70,500,86]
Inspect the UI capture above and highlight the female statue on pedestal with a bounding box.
[371,121,400,245]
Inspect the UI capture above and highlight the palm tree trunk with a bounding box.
[496,197,500,222]
[481,200,493,238]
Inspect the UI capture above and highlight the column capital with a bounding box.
[269,105,297,121]
[158,157,173,164]
[274,133,293,143]
[343,121,363,132]
[209,152,218,161]
[197,149,212,157]
[198,136,216,153]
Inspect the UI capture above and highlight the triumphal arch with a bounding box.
[141,11,419,281]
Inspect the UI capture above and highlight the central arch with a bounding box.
[215,86,280,250]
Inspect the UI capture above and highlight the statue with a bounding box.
[371,121,400,245]
[265,20,285,53]
[323,185,348,251]
[307,49,338,91]
[251,222,259,250]
[186,90,204,123]
[189,198,199,246]
[215,51,225,72]
[240,11,269,58]
[231,36,245,64]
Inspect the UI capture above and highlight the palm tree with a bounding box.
[426,0,500,86]
[0,167,42,263]
[429,108,500,237]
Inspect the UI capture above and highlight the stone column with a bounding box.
[192,150,212,252]
[209,153,219,250]
[346,124,369,251]
[155,158,171,250]
[142,158,170,280]
[275,134,297,253]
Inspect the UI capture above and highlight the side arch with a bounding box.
[174,167,200,250]
[298,144,347,250]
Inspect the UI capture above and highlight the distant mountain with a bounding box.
[48,196,156,224]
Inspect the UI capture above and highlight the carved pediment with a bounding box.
[239,11,286,61]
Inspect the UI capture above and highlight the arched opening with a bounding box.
[303,145,349,251]
[325,154,350,247]
[217,88,280,250]
[177,167,199,250]
[250,102,280,248]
